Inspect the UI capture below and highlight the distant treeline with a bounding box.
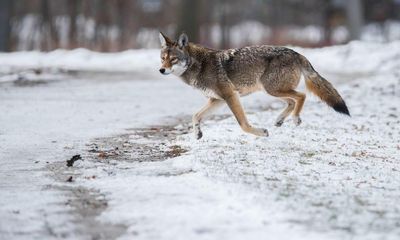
[0,0,399,52]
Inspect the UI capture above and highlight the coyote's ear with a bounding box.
[159,32,172,48]
[178,33,189,48]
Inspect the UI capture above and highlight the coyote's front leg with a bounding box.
[223,91,269,137]
[192,98,224,139]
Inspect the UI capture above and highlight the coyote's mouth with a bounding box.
[159,67,172,75]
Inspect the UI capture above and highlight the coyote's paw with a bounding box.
[275,118,284,127]
[253,128,269,137]
[262,128,269,137]
[293,116,302,126]
[194,129,203,140]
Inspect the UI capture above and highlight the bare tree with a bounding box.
[68,0,79,49]
[219,0,229,48]
[346,0,364,40]
[117,0,130,50]
[176,0,199,42]
[40,0,58,50]
[0,0,12,51]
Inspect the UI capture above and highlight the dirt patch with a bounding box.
[85,125,190,163]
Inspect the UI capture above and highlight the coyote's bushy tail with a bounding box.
[300,56,350,116]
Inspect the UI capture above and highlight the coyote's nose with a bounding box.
[159,68,165,74]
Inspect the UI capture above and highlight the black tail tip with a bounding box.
[333,101,350,116]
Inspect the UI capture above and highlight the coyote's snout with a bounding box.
[159,32,350,139]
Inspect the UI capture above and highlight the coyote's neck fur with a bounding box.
[179,43,217,88]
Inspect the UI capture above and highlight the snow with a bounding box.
[0,48,160,77]
[81,159,339,240]
[1,41,400,239]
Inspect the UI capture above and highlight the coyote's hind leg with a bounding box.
[275,98,295,127]
[291,91,306,126]
[267,90,306,126]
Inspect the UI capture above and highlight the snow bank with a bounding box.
[295,41,400,75]
[0,48,160,74]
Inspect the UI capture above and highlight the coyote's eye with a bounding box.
[170,58,178,63]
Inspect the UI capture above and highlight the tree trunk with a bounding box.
[68,0,79,49]
[345,0,364,41]
[219,0,230,48]
[0,0,12,52]
[41,0,59,50]
[176,0,199,43]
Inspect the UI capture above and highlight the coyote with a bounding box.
[159,32,350,139]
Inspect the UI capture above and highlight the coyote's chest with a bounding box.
[190,77,262,99]
[199,88,222,99]
[185,76,223,99]
[197,84,261,99]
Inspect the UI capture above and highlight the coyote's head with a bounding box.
[159,32,190,76]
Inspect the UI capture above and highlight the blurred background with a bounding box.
[0,0,400,52]
[1,2,400,240]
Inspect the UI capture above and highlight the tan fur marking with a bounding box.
[161,52,172,69]
[222,90,268,136]
[292,92,306,116]
[192,98,224,139]
[275,97,295,125]
[269,90,306,117]
[193,98,224,124]
[305,75,341,108]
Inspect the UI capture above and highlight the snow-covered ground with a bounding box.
[0,75,207,239]
[1,41,399,239]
